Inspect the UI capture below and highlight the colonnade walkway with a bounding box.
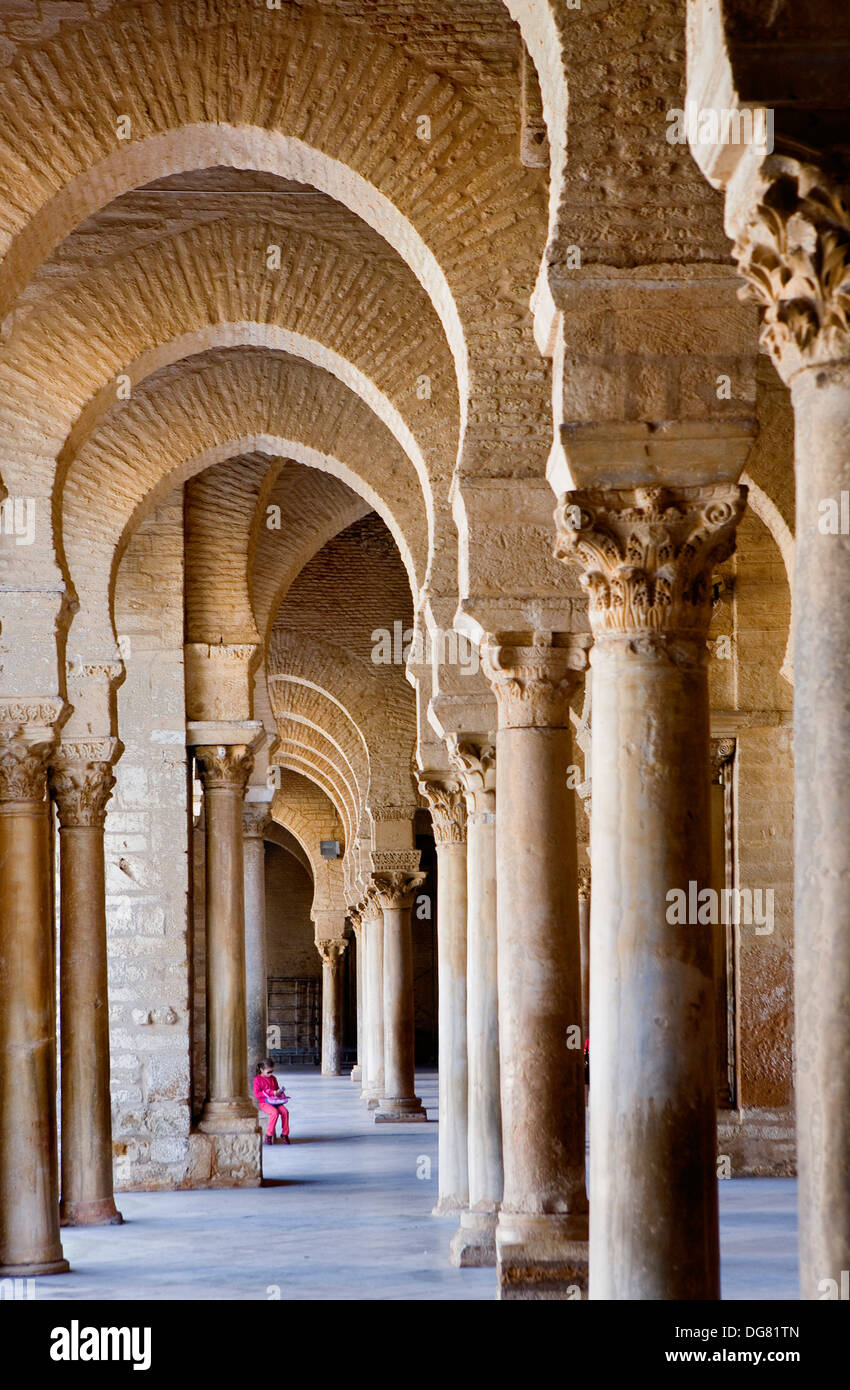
[32,1070,798,1301]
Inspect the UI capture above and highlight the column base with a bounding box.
[60,1197,123,1227]
[496,1213,588,1300]
[0,1258,70,1277]
[321,1067,342,1077]
[374,1096,428,1122]
[361,1090,380,1108]
[450,1209,498,1267]
[198,1100,259,1134]
[350,1064,362,1083]
[432,1195,467,1217]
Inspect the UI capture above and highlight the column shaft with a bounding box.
[351,922,363,1084]
[556,482,745,1299]
[449,742,502,1267]
[433,837,468,1211]
[362,907,384,1107]
[375,871,427,1123]
[242,818,269,1072]
[319,941,345,1076]
[195,746,256,1130]
[0,737,68,1274]
[791,366,850,1295]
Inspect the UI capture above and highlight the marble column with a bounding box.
[0,722,69,1275]
[578,870,591,1049]
[732,160,850,1297]
[419,779,468,1214]
[242,807,270,1072]
[556,483,745,1299]
[349,910,363,1084]
[50,745,123,1227]
[373,865,427,1122]
[447,739,503,1268]
[361,894,384,1108]
[194,744,257,1131]
[482,638,590,1298]
[318,937,347,1076]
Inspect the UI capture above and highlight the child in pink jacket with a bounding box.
[253,1059,291,1144]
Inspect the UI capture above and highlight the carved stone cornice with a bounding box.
[368,802,420,824]
[554,485,746,652]
[50,760,116,829]
[0,732,53,803]
[317,938,347,966]
[481,635,590,729]
[417,778,467,847]
[242,806,271,839]
[731,157,850,383]
[445,736,496,821]
[371,870,427,913]
[370,850,421,876]
[194,744,254,793]
[0,698,65,728]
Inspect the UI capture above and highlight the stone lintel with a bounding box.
[560,419,757,490]
[186,720,265,750]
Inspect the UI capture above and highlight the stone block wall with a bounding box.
[108,490,194,1190]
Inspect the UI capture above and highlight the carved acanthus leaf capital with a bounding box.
[417,778,467,846]
[445,736,496,819]
[732,157,850,382]
[371,870,427,913]
[0,731,53,803]
[242,806,271,838]
[195,744,254,793]
[482,634,589,730]
[317,938,347,966]
[710,737,736,783]
[554,485,746,649]
[50,758,116,828]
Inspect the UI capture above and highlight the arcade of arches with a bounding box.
[0,0,846,1302]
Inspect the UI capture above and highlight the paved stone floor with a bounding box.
[33,1070,799,1301]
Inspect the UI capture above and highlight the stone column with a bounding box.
[447,739,503,1268]
[373,863,427,1123]
[481,638,590,1299]
[555,483,745,1299]
[350,912,364,1083]
[732,159,850,1297]
[0,720,69,1275]
[318,937,347,1076]
[419,779,468,1214]
[242,807,270,1073]
[578,870,591,1049]
[361,893,384,1108]
[50,743,123,1227]
[194,744,257,1131]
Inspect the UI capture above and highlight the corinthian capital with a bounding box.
[371,871,427,912]
[50,761,116,828]
[482,634,589,730]
[445,736,496,820]
[317,938,347,967]
[554,485,746,649]
[194,744,254,793]
[0,731,53,803]
[242,806,271,838]
[731,157,850,382]
[417,778,467,846]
